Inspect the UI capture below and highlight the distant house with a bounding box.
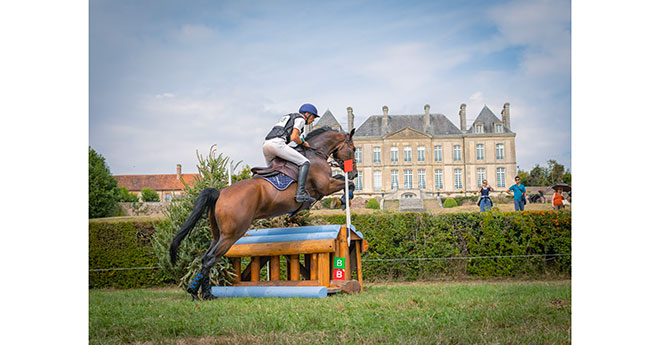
[114,164,199,202]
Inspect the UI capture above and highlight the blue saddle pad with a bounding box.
[255,173,295,191]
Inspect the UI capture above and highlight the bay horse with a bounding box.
[170,126,356,300]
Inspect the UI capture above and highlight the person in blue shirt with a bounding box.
[506,176,527,211]
[477,180,493,212]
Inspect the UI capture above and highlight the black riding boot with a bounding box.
[295,162,315,203]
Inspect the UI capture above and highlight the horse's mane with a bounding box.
[306,126,341,139]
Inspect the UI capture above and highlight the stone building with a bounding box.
[114,164,199,202]
[347,103,517,200]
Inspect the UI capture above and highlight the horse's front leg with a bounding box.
[330,174,355,208]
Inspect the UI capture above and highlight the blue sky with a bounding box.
[89,0,571,175]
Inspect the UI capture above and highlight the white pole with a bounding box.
[345,170,351,246]
[228,164,232,186]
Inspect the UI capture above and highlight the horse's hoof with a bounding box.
[201,292,217,300]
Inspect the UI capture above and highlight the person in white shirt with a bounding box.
[262,103,319,203]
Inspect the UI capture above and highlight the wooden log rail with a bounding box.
[224,225,368,293]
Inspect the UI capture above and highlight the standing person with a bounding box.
[553,189,565,211]
[262,103,319,203]
[506,176,527,211]
[477,180,493,212]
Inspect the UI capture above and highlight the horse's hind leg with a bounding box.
[186,213,222,300]
[197,235,241,300]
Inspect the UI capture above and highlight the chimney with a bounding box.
[347,106,354,131]
[459,104,467,131]
[424,104,431,128]
[501,102,511,129]
[382,105,389,127]
[176,164,182,181]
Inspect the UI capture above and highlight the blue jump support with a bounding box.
[211,286,327,298]
[234,224,363,245]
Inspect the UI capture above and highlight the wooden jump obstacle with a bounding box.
[221,224,368,295]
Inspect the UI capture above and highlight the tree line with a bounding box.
[516,160,571,186]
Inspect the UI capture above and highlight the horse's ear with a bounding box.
[348,128,355,140]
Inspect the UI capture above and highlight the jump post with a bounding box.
[213,224,368,297]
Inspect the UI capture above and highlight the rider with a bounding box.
[263,103,319,203]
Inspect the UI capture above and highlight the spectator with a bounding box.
[477,180,493,212]
[506,176,527,211]
[553,190,565,211]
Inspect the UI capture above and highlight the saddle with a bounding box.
[251,158,300,181]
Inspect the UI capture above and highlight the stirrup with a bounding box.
[295,192,315,203]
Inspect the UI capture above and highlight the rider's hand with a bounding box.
[303,142,310,148]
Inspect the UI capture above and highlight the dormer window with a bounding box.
[474,123,484,133]
[495,123,504,133]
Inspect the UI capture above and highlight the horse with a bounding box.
[169,126,357,300]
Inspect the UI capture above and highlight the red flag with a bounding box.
[343,159,353,173]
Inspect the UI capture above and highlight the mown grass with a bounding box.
[89,280,570,344]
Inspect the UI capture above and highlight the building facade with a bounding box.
[347,103,517,199]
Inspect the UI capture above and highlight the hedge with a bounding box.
[89,211,570,288]
[317,211,571,280]
[89,220,175,288]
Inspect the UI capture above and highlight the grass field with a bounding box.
[89,280,570,344]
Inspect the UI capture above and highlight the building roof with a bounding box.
[313,110,343,131]
[468,105,513,134]
[114,174,200,192]
[354,113,462,138]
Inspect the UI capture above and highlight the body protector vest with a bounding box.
[265,112,305,144]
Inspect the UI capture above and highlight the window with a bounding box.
[373,146,381,163]
[417,146,425,162]
[495,124,503,133]
[165,193,172,202]
[454,168,463,189]
[434,145,442,162]
[497,168,505,188]
[390,147,398,162]
[404,169,413,189]
[453,145,461,161]
[477,168,486,185]
[355,170,363,191]
[391,170,399,189]
[418,169,426,189]
[403,193,414,199]
[374,170,382,190]
[475,124,484,133]
[434,169,443,189]
[404,146,412,162]
[496,144,504,160]
[355,147,362,163]
[476,144,484,161]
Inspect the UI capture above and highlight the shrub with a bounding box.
[141,187,160,202]
[89,220,174,288]
[118,186,139,202]
[366,198,380,209]
[151,146,235,290]
[443,198,458,208]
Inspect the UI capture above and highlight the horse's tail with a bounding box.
[169,187,220,266]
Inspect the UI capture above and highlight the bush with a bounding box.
[443,198,458,208]
[141,188,160,202]
[366,198,380,210]
[118,186,139,202]
[317,211,571,280]
[89,220,174,288]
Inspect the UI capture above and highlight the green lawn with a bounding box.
[89,280,570,344]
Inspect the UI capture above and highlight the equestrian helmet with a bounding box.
[299,103,318,118]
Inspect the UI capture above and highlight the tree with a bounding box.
[141,187,160,202]
[89,147,119,218]
[152,145,234,289]
[231,164,252,182]
[547,160,565,185]
[118,186,139,202]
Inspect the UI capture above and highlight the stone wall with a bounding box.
[118,202,169,216]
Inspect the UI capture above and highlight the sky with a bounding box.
[89,0,571,175]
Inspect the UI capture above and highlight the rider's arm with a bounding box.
[290,129,310,148]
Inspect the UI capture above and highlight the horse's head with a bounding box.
[332,128,357,180]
